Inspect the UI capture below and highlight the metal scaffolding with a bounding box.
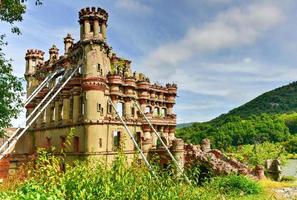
[108,99,156,177]
[133,100,191,184]
[0,66,79,160]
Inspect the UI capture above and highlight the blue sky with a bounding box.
[2,0,297,126]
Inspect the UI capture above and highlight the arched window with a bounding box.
[90,21,94,33]
[131,107,135,117]
[73,136,79,153]
[107,102,113,114]
[69,97,73,119]
[113,131,121,148]
[117,102,124,117]
[153,107,160,117]
[161,108,167,117]
[32,59,36,67]
[80,95,85,116]
[60,136,66,149]
[51,107,55,122]
[43,110,47,123]
[59,104,63,120]
[145,106,151,113]
[46,137,51,149]
[97,64,103,76]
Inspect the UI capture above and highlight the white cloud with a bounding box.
[135,2,289,120]
[115,0,151,14]
[166,58,297,99]
[141,2,284,79]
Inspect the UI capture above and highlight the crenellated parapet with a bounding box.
[25,49,45,76]
[25,49,45,60]
[79,7,108,21]
[166,83,177,94]
[23,6,179,166]
[79,7,108,40]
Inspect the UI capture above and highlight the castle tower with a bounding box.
[25,49,44,97]
[79,7,108,41]
[79,7,110,153]
[49,45,59,62]
[18,6,179,168]
[63,34,74,56]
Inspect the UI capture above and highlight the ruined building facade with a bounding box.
[10,7,182,168]
[1,7,262,180]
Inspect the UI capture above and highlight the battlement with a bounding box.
[79,7,108,41]
[25,49,44,60]
[79,7,108,22]
[22,6,178,167]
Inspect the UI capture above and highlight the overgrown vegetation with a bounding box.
[0,148,264,200]
[227,142,287,166]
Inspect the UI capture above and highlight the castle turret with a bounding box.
[79,7,108,41]
[49,45,59,62]
[25,49,44,97]
[64,34,74,56]
[79,7,110,153]
[25,49,44,76]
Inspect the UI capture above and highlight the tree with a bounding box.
[0,0,39,134]
[0,47,23,133]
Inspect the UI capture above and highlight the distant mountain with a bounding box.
[176,81,297,149]
[213,81,297,122]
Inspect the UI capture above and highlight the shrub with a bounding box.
[229,142,287,166]
[185,162,213,186]
[204,174,262,197]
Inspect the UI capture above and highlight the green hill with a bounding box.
[213,81,297,121]
[176,82,297,151]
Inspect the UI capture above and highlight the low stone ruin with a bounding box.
[184,139,265,179]
[265,159,282,181]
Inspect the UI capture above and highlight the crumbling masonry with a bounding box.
[12,7,180,169]
[0,7,263,179]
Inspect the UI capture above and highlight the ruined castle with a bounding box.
[7,7,182,169]
[0,7,263,180]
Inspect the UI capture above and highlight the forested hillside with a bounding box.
[215,81,297,121]
[176,82,297,152]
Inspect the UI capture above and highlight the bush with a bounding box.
[204,174,262,197]
[283,135,297,153]
[228,142,287,166]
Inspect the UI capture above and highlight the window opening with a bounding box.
[113,131,121,148]
[73,136,79,152]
